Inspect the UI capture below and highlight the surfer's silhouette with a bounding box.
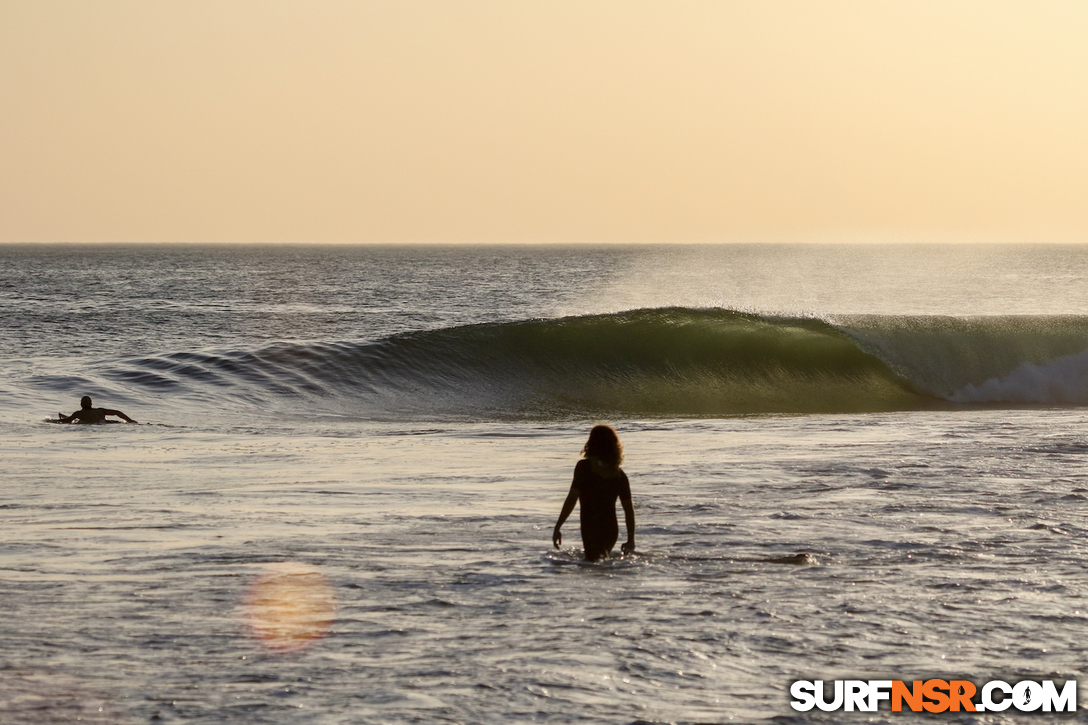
[58,396,137,424]
[552,425,635,561]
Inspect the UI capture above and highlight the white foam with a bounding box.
[950,346,1088,404]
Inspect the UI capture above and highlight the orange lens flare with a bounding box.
[244,562,335,652]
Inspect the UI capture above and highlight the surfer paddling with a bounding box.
[58,396,138,424]
[552,425,635,562]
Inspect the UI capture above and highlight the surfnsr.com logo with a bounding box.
[790,679,1076,713]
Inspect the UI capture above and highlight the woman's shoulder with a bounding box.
[585,457,625,479]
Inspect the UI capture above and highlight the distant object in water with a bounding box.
[57,396,138,424]
[765,553,818,565]
[553,425,635,562]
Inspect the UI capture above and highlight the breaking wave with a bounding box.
[27,308,1088,419]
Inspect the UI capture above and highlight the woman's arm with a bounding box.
[620,487,635,555]
[552,488,579,548]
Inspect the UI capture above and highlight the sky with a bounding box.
[1,1,1086,244]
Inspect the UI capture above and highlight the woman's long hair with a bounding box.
[582,425,623,469]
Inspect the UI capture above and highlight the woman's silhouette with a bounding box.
[552,425,635,561]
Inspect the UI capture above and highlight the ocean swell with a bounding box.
[29,308,1088,419]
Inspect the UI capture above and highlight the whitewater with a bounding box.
[2,243,1088,724]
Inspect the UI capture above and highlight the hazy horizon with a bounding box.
[3,1,1086,244]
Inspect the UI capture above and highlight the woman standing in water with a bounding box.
[552,425,635,561]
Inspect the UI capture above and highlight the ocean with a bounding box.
[1,243,1087,724]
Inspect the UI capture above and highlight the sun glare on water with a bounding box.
[244,562,336,652]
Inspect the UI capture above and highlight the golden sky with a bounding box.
[2,1,1086,243]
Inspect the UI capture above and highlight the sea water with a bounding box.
[1,243,1088,724]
